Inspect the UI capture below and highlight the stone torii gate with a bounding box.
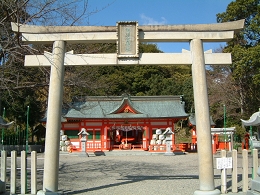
[12,20,244,195]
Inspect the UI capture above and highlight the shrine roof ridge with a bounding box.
[73,95,184,101]
[63,95,188,119]
[11,19,244,34]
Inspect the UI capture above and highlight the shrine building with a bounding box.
[58,94,188,152]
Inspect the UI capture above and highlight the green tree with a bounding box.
[208,0,260,127]
[67,42,194,114]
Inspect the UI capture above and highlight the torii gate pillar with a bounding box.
[38,41,66,194]
[191,39,219,195]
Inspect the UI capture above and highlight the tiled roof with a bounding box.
[64,95,188,119]
[40,116,67,122]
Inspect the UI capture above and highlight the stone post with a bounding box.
[232,149,238,193]
[10,151,17,194]
[31,151,37,194]
[21,151,27,194]
[0,151,6,193]
[38,41,66,195]
[242,149,248,192]
[191,39,220,195]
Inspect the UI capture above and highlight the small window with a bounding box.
[95,131,101,140]
[65,130,79,139]
[88,131,93,140]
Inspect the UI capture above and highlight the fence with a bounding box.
[0,149,259,194]
[217,149,259,194]
[0,145,44,155]
[0,150,37,194]
[1,128,29,146]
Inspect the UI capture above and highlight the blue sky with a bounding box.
[86,0,234,53]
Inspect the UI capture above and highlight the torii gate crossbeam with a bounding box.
[12,20,244,195]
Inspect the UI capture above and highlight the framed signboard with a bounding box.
[216,157,232,169]
[117,21,139,58]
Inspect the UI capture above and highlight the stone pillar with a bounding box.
[78,128,89,157]
[0,151,6,193]
[10,151,17,194]
[31,151,37,194]
[21,151,27,194]
[38,41,66,195]
[191,39,220,195]
[164,136,174,156]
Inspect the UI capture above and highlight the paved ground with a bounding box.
[5,150,258,195]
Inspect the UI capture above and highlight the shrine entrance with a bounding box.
[110,125,144,150]
[12,19,244,195]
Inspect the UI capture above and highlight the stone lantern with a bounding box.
[78,128,89,156]
[163,127,175,156]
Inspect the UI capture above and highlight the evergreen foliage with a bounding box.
[207,0,260,135]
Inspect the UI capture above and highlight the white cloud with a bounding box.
[140,14,167,25]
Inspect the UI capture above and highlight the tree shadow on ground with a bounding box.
[63,174,199,194]
[58,157,199,195]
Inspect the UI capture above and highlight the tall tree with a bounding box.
[207,0,260,126]
[0,0,111,131]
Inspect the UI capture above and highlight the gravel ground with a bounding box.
[5,151,258,195]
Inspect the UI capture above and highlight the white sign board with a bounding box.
[216,157,232,169]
